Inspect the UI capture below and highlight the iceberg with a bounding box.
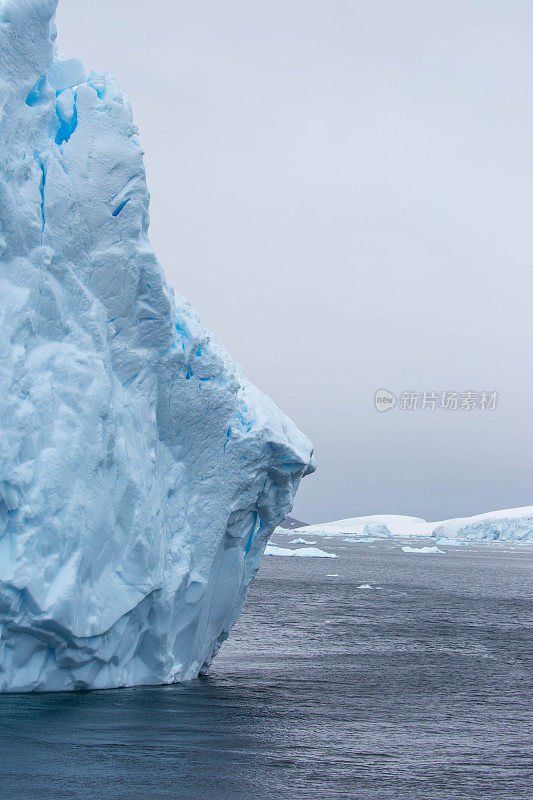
[0,0,314,692]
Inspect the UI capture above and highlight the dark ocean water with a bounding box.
[0,537,531,800]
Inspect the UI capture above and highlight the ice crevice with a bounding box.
[0,0,315,692]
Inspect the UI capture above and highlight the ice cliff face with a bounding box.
[0,0,315,692]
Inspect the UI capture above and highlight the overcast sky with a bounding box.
[56,0,533,524]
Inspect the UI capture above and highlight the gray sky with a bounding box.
[56,0,533,524]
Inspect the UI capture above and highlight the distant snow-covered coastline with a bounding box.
[283,507,533,544]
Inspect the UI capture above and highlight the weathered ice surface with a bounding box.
[0,0,314,692]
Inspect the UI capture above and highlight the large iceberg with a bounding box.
[0,0,314,692]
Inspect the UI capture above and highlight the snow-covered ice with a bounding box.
[296,507,533,544]
[264,545,336,558]
[0,0,314,692]
[295,515,428,538]
[290,537,316,545]
[402,546,445,554]
[430,508,533,544]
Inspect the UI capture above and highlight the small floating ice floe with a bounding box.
[265,545,337,558]
[401,546,444,554]
[343,537,377,544]
[290,537,317,545]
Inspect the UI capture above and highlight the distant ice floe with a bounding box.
[290,537,317,545]
[343,537,377,543]
[264,545,337,558]
[356,584,382,589]
[402,546,444,554]
[294,507,533,545]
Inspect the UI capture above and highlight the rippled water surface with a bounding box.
[1,538,532,800]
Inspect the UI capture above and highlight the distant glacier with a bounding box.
[288,507,533,544]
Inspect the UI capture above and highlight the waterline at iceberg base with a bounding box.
[0,0,314,692]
